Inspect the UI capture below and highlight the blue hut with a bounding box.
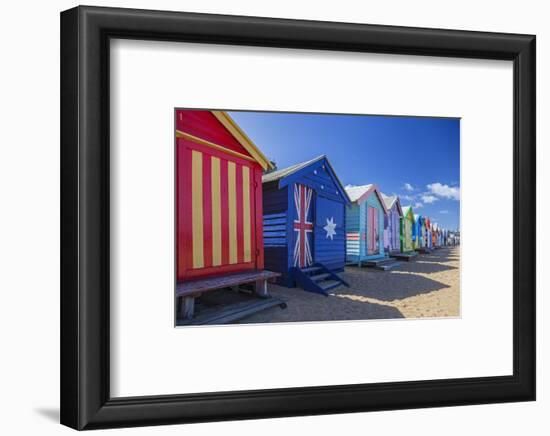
[262,155,351,295]
[414,214,429,252]
[345,184,389,266]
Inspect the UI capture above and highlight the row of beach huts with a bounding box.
[175,110,459,323]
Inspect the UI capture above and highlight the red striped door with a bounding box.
[177,139,257,281]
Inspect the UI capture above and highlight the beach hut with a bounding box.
[381,194,403,254]
[425,217,432,249]
[175,110,282,322]
[345,184,401,270]
[400,205,417,254]
[414,214,427,250]
[410,209,418,249]
[432,223,440,247]
[262,155,351,295]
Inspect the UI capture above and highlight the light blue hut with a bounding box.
[345,184,391,267]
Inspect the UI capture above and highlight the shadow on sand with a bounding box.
[340,270,450,302]
[235,247,459,323]
[420,247,460,262]
[397,260,457,274]
[237,285,405,323]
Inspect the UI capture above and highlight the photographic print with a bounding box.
[175,109,460,326]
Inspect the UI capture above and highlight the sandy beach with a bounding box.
[238,246,460,324]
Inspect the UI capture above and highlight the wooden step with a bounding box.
[312,273,332,282]
[391,251,418,261]
[364,257,392,266]
[374,261,402,271]
[292,263,349,295]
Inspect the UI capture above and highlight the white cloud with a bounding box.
[400,194,415,201]
[404,183,414,192]
[427,183,460,201]
[421,194,438,204]
[439,210,449,214]
[414,202,423,209]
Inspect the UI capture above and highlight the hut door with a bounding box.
[367,206,379,255]
[292,184,314,268]
[405,220,412,251]
[392,213,399,250]
[177,141,258,281]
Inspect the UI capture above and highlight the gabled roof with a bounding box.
[345,184,388,214]
[262,155,323,184]
[381,193,403,217]
[345,184,373,202]
[401,205,415,220]
[263,155,350,203]
[176,110,274,170]
[212,111,274,170]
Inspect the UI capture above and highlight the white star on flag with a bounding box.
[323,217,337,240]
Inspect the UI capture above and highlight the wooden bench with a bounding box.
[176,270,281,320]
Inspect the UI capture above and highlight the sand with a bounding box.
[238,246,460,324]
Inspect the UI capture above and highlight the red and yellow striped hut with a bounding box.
[176,110,273,283]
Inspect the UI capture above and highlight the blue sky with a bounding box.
[229,111,460,230]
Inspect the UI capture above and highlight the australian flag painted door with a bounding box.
[292,184,314,268]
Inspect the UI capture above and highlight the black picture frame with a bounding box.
[60,5,536,430]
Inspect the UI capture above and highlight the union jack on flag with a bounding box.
[293,184,314,268]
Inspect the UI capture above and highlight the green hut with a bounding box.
[400,206,415,253]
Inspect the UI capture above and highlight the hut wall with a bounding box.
[383,214,389,253]
[314,195,347,271]
[346,204,361,263]
[262,182,291,285]
[401,214,414,252]
[388,204,400,252]
[286,165,347,272]
[176,138,263,282]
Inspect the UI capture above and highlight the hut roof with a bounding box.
[345,184,373,202]
[345,184,388,214]
[262,155,323,183]
[176,110,273,170]
[212,111,274,170]
[401,205,414,219]
[381,193,403,216]
[262,155,350,202]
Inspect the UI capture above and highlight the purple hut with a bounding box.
[382,194,403,255]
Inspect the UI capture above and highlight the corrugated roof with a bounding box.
[345,184,373,202]
[262,155,326,184]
